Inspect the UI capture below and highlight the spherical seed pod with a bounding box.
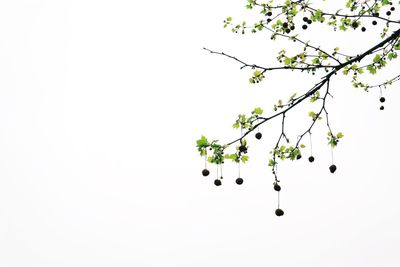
[274,184,281,192]
[275,208,284,216]
[372,20,377,25]
[239,145,247,153]
[380,105,385,110]
[361,27,366,32]
[329,164,337,173]
[282,22,288,28]
[202,169,210,176]
[387,11,391,16]
[380,97,386,103]
[308,156,315,163]
[296,154,302,160]
[236,177,244,185]
[255,132,262,140]
[303,17,308,22]
[214,179,222,186]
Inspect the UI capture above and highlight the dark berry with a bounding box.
[329,164,337,173]
[380,97,386,103]
[372,20,377,25]
[303,17,308,22]
[274,184,281,192]
[275,208,284,216]
[307,19,312,24]
[214,179,222,186]
[282,22,288,28]
[255,132,262,140]
[236,177,244,185]
[361,27,366,32]
[308,156,315,163]
[302,25,308,30]
[296,154,302,160]
[285,28,291,34]
[352,21,358,28]
[202,169,210,176]
[387,11,391,16]
[391,7,395,11]
[267,11,272,16]
[290,25,295,30]
[239,145,247,153]
[380,105,385,110]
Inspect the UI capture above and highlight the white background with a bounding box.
[1,0,400,266]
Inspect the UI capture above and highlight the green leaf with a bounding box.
[373,54,381,63]
[253,107,264,115]
[367,65,377,74]
[196,135,209,148]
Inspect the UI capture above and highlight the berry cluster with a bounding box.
[302,16,312,30]
[379,96,386,110]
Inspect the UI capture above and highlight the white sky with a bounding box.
[1,0,400,266]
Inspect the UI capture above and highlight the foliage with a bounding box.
[197,0,400,214]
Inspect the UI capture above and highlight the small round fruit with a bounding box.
[361,27,366,32]
[255,132,262,140]
[352,21,358,28]
[296,154,302,160]
[236,178,244,185]
[285,28,291,34]
[391,7,395,11]
[380,97,386,103]
[202,169,210,176]
[372,20,377,25]
[290,25,295,30]
[282,22,288,28]
[307,19,312,24]
[387,11,391,16]
[329,164,337,173]
[275,208,284,216]
[239,145,247,152]
[308,156,315,163]
[302,24,308,30]
[214,179,222,186]
[303,17,308,22]
[274,184,281,192]
[267,11,272,16]
[380,105,385,110]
